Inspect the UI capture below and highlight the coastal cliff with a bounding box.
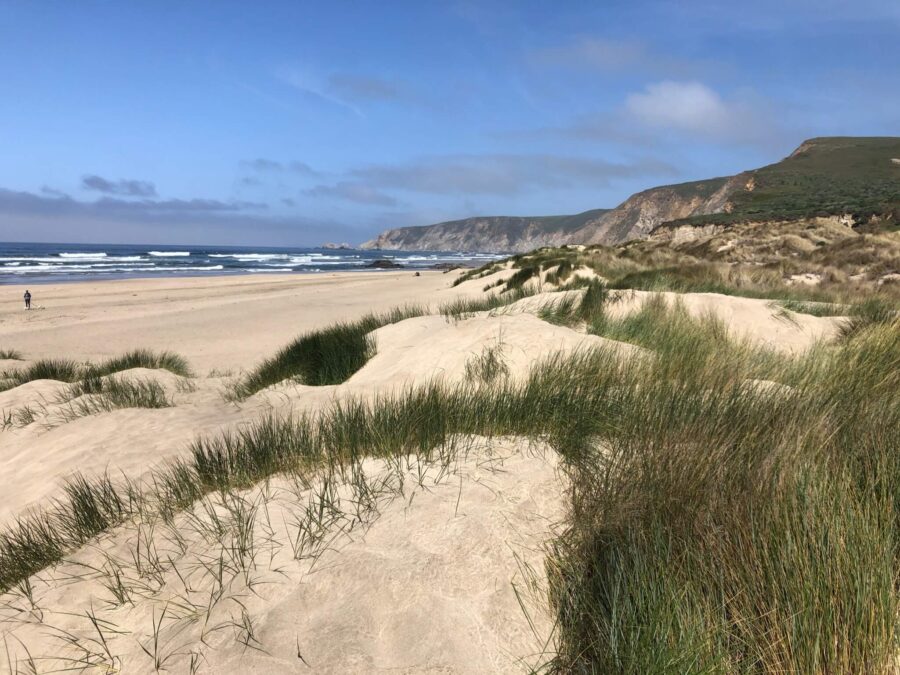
[361,137,900,252]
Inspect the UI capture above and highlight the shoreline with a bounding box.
[0,265,463,287]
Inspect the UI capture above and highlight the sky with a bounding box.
[0,0,898,247]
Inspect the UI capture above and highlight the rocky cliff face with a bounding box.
[360,210,608,253]
[360,178,734,252]
[572,177,733,245]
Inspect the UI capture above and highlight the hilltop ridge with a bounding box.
[361,137,900,253]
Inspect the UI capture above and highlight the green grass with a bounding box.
[231,305,426,399]
[62,377,172,415]
[838,297,899,338]
[85,349,192,378]
[439,287,537,321]
[0,348,23,360]
[676,137,900,226]
[0,349,192,393]
[777,298,847,317]
[464,340,509,385]
[2,358,82,388]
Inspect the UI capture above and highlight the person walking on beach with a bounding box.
[23,289,31,310]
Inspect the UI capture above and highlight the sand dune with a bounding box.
[0,271,846,673]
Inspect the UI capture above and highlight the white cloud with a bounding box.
[625,81,775,144]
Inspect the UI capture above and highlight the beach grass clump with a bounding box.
[545,316,900,673]
[0,473,132,591]
[2,358,82,388]
[0,348,23,360]
[777,298,847,316]
[63,377,172,414]
[464,340,509,385]
[537,294,581,326]
[838,297,898,338]
[0,349,192,393]
[231,305,426,399]
[439,287,536,321]
[86,349,193,378]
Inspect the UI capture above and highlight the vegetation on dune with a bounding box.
[2,281,898,673]
[85,349,192,379]
[233,289,547,399]
[0,349,192,393]
[230,305,427,399]
[438,287,536,321]
[0,348,23,361]
[1,358,82,390]
[478,237,899,310]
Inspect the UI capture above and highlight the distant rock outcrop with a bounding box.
[364,259,404,269]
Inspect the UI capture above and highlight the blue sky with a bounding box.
[1,0,897,246]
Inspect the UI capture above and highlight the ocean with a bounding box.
[0,242,503,284]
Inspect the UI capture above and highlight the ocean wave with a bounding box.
[148,251,191,257]
[4,264,225,274]
[209,253,289,260]
[58,252,108,259]
[1,256,144,263]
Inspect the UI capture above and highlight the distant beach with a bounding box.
[0,242,502,284]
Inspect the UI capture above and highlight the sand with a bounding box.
[0,272,456,372]
[0,271,844,673]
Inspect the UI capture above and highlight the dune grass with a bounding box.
[232,289,541,400]
[85,349,192,379]
[0,359,82,392]
[438,286,537,321]
[0,349,192,394]
[60,377,172,418]
[0,290,898,671]
[230,305,426,399]
[777,298,847,317]
[0,349,23,360]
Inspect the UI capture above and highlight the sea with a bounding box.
[0,242,503,284]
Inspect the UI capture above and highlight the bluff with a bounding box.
[359,210,608,253]
[360,137,900,253]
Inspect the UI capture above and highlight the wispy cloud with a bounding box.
[304,181,398,206]
[0,185,362,245]
[276,66,416,115]
[241,159,320,176]
[533,37,722,79]
[345,153,676,196]
[82,174,158,198]
[327,74,406,103]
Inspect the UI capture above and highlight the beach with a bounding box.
[0,271,457,372]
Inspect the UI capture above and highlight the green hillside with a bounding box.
[682,137,900,226]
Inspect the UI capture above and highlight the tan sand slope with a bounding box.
[0,440,561,674]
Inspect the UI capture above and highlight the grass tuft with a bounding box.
[231,305,426,398]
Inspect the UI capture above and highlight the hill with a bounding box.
[359,209,609,253]
[361,137,900,252]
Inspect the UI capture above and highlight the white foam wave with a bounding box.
[209,253,288,260]
[58,252,107,259]
[148,251,191,257]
